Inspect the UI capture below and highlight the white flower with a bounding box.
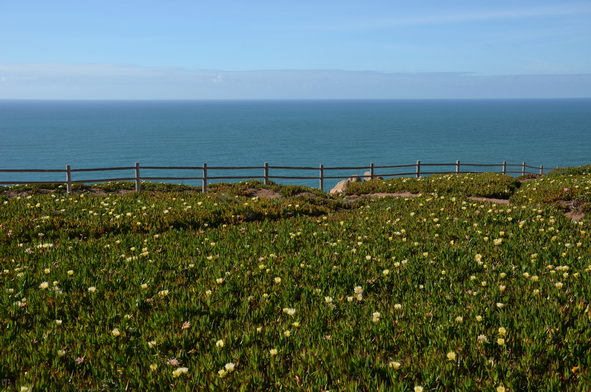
[225,362,235,372]
[372,312,381,323]
[282,308,296,316]
[477,334,488,343]
[87,286,97,293]
[216,339,224,348]
[39,281,49,289]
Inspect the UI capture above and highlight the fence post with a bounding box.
[539,165,544,175]
[522,162,526,176]
[264,162,269,185]
[319,164,324,192]
[134,162,141,192]
[416,160,421,178]
[202,163,208,193]
[65,164,72,194]
[370,162,374,180]
[456,160,460,174]
[502,161,507,175]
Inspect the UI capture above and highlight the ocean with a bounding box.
[1,99,590,189]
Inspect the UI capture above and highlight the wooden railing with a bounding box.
[0,160,545,193]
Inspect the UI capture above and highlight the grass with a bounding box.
[1,170,591,391]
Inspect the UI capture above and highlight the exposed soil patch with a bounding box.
[468,197,511,205]
[557,200,586,222]
[345,192,420,202]
[247,188,281,199]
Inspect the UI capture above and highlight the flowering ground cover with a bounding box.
[1,172,590,391]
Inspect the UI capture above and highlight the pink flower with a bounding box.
[167,358,180,366]
[75,357,85,364]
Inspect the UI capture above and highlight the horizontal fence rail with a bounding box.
[0,160,546,193]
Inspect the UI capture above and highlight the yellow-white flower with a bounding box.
[388,361,401,369]
[372,312,381,323]
[112,328,121,337]
[39,281,49,289]
[216,339,224,348]
[446,351,456,361]
[283,308,296,316]
[269,348,278,356]
[88,286,97,293]
[172,367,188,378]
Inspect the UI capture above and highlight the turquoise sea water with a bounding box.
[1,99,590,188]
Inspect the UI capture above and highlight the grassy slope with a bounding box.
[1,173,591,391]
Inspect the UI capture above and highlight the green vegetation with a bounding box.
[346,173,520,199]
[1,171,591,391]
[547,164,591,177]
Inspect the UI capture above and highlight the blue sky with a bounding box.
[1,0,590,99]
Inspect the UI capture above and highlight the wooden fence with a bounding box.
[0,160,545,193]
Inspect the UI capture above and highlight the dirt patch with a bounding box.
[557,200,586,222]
[346,192,420,201]
[468,197,510,205]
[565,211,585,222]
[247,188,281,199]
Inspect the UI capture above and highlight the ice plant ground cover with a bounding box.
[1,172,591,391]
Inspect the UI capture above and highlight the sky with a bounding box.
[1,0,590,99]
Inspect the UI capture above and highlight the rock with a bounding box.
[329,179,351,194]
[363,171,384,181]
